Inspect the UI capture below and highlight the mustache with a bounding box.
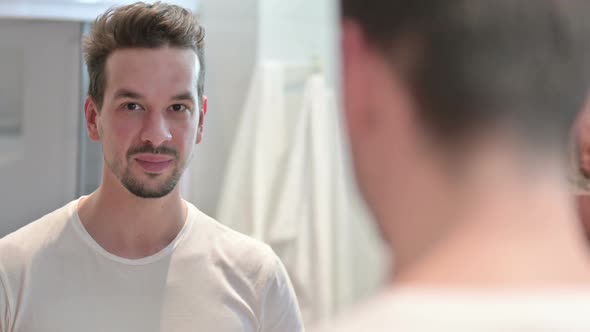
[127,144,178,158]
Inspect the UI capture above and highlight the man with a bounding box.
[317,0,590,330]
[0,2,302,331]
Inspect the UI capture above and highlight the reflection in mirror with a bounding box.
[0,1,386,331]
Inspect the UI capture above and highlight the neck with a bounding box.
[78,169,187,259]
[387,143,590,288]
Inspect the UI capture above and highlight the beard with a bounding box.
[105,143,184,199]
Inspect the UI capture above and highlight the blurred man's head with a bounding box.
[340,1,590,261]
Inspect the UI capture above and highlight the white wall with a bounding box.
[0,20,82,236]
[258,0,338,84]
[187,0,259,215]
[258,1,332,62]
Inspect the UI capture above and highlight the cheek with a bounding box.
[101,116,137,155]
[111,115,137,137]
[170,121,198,152]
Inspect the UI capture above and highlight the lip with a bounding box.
[134,153,174,163]
[134,154,174,173]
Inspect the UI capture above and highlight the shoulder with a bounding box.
[0,200,74,261]
[183,202,303,330]
[309,291,397,332]
[0,200,76,291]
[311,290,590,332]
[186,201,278,270]
[184,201,295,297]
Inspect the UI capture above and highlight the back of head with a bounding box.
[341,0,590,152]
[339,0,590,284]
[83,1,205,109]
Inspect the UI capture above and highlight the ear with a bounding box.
[85,97,101,141]
[196,95,208,144]
[341,20,375,135]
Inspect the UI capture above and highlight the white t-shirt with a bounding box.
[313,289,590,332]
[0,198,303,332]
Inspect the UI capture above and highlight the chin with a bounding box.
[126,183,177,199]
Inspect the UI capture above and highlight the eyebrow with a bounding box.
[113,89,144,100]
[171,92,196,104]
[112,89,196,104]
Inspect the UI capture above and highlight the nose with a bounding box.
[140,110,172,147]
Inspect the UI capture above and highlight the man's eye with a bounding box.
[124,103,142,111]
[169,104,188,112]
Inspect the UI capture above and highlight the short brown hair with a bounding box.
[83,1,205,109]
[342,0,590,151]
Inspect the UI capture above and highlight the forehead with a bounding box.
[104,47,200,98]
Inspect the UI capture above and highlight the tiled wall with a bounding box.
[259,0,338,83]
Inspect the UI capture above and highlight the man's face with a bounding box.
[86,47,206,198]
